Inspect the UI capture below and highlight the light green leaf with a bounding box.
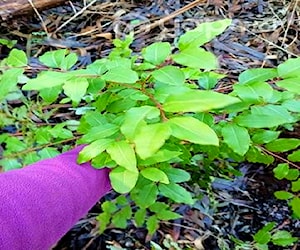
[178,19,231,50]
[77,138,114,164]
[39,85,62,103]
[142,42,171,65]
[146,215,159,235]
[272,230,298,247]
[172,47,218,70]
[134,208,146,227]
[288,150,300,162]
[273,163,289,180]
[139,149,182,165]
[110,166,139,193]
[159,182,194,204]
[168,116,219,146]
[38,147,60,159]
[141,167,169,184]
[282,100,300,112]
[275,78,300,93]
[80,123,119,143]
[152,66,185,86]
[274,191,294,200]
[265,138,300,152]
[251,130,280,144]
[163,90,240,112]
[291,179,300,192]
[160,165,190,183]
[290,197,300,218]
[121,106,160,140]
[63,77,89,103]
[103,67,138,84]
[6,49,28,67]
[221,123,250,156]
[238,68,277,84]
[0,68,24,101]
[106,140,137,172]
[253,222,275,244]
[60,52,78,70]
[23,71,72,90]
[286,169,299,181]
[39,49,67,68]
[156,210,181,220]
[131,182,158,208]
[133,123,171,159]
[0,159,22,171]
[111,205,132,228]
[278,58,300,78]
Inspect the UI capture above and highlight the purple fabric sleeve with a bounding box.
[0,146,111,250]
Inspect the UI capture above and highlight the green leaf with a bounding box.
[112,205,132,228]
[77,139,114,164]
[134,208,146,227]
[291,179,300,192]
[265,138,300,152]
[271,230,298,247]
[0,159,22,171]
[238,68,277,85]
[251,130,280,144]
[63,77,89,104]
[0,68,24,101]
[97,212,111,234]
[121,106,160,140]
[6,49,28,67]
[149,202,168,212]
[282,99,300,112]
[273,163,289,180]
[60,53,78,70]
[139,149,182,166]
[101,201,118,214]
[158,182,194,204]
[39,85,62,103]
[110,167,139,193]
[275,78,300,93]
[142,42,171,65]
[106,140,137,172]
[286,169,299,181]
[133,123,171,159]
[38,147,60,159]
[152,66,185,86]
[233,82,274,103]
[39,49,67,68]
[23,71,72,90]
[141,167,169,184]
[288,150,300,162]
[278,58,300,78]
[274,191,294,200]
[80,123,119,143]
[290,197,300,218]
[246,146,274,164]
[221,123,250,156]
[146,215,159,235]
[178,19,231,50]
[103,67,138,84]
[172,47,218,70]
[168,116,219,146]
[156,210,181,220]
[163,90,240,113]
[160,166,191,183]
[131,182,158,208]
[253,222,276,244]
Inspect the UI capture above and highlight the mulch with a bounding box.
[1,0,299,249]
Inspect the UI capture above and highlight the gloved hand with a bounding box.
[0,146,111,250]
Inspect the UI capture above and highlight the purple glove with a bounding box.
[0,146,111,250]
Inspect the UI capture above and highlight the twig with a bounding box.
[26,0,49,36]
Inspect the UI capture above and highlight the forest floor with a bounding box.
[1,0,299,249]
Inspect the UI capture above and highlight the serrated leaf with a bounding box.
[23,71,72,90]
[238,68,277,85]
[131,182,158,208]
[141,167,169,184]
[103,67,138,84]
[274,191,294,200]
[0,159,22,171]
[63,77,89,103]
[6,49,28,67]
[77,138,114,164]
[163,90,240,112]
[276,78,300,93]
[273,163,289,180]
[80,123,119,143]
[152,66,185,86]
[168,116,219,146]
[253,222,276,244]
[288,150,300,162]
[172,47,218,70]
[106,140,137,172]
[110,167,139,193]
[158,182,194,204]
[272,230,298,247]
[160,166,191,183]
[0,68,24,101]
[178,19,231,50]
[121,106,160,140]
[142,42,171,65]
[221,123,250,156]
[278,58,300,78]
[265,138,300,152]
[133,123,171,159]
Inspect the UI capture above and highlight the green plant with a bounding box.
[0,19,299,247]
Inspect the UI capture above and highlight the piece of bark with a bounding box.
[0,0,67,20]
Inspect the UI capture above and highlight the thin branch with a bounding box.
[26,0,49,36]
